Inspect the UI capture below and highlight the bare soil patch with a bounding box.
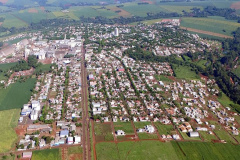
[180,27,233,39]
[28,8,38,13]
[69,153,82,160]
[231,2,240,10]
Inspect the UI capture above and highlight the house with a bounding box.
[22,152,32,158]
[39,139,46,148]
[137,128,144,133]
[74,136,81,144]
[116,130,125,136]
[67,137,74,144]
[189,132,199,137]
[19,117,23,123]
[60,130,69,138]
[172,134,180,140]
[144,125,155,133]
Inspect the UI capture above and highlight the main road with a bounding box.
[81,44,91,160]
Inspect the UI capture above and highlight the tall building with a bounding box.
[114,27,119,36]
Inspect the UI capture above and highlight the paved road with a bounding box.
[81,45,91,160]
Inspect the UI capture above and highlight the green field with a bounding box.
[32,148,61,160]
[0,62,17,81]
[172,64,200,80]
[218,92,235,108]
[114,122,134,135]
[199,131,217,142]
[96,140,240,160]
[68,146,83,155]
[34,64,52,74]
[154,75,173,82]
[0,78,36,110]
[1,14,28,28]
[94,123,114,142]
[172,141,240,160]
[154,123,175,135]
[96,141,179,160]
[181,17,240,36]
[0,109,20,153]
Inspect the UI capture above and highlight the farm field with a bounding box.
[0,78,36,110]
[121,3,168,17]
[114,122,134,135]
[0,109,20,153]
[171,141,240,160]
[94,123,114,142]
[1,13,28,28]
[180,17,240,37]
[172,64,200,80]
[32,148,61,160]
[96,141,179,160]
[0,62,17,81]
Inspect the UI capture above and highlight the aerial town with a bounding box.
[0,20,239,160]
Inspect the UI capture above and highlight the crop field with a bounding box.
[32,148,61,160]
[160,5,203,14]
[94,123,114,142]
[107,6,131,17]
[114,122,134,135]
[172,64,200,80]
[0,109,20,153]
[181,17,240,37]
[172,141,240,160]
[1,13,28,28]
[154,123,175,135]
[0,62,17,81]
[0,78,36,110]
[158,1,233,8]
[96,141,179,160]
[53,11,79,20]
[121,3,168,17]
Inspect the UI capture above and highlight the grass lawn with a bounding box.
[178,129,202,141]
[218,92,234,108]
[0,62,17,81]
[172,141,240,160]
[232,65,240,78]
[209,121,236,143]
[172,64,200,80]
[154,75,173,82]
[34,64,52,74]
[114,122,134,135]
[154,123,175,135]
[137,133,158,139]
[94,123,114,142]
[0,78,36,110]
[133,122,151,129]
[195,59,208,69]
[32,148,61,160]
[199,131,217,142]
[68,146,83,155]
[96,141,179,160]
[0,109,20,153]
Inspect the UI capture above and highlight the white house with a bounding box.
[74,136,81,144]
[67,137,74,144]
[189,132,199,137]
[144,125,155,133]
[116,130,125,136]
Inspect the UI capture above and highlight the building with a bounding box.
[116,130,125,136]
[189,132,200,137]
[30,110,38,120]
[32,100,40,111]
[115,27,119,36]
[67,137,74,144]
[74,136,81,144]
[145,125,155,133]
[60,130,69,138]
[22,152,32,158]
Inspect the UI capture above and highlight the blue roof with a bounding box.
[60,130,69,136]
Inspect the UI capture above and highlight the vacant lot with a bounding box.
[154,123,175,135]
[94,123,114,142]
[0,109,20,153]
[32,148,61,160]
[0,78,36,110]
[172,64,200,80]
[199,131,217,142]
[67,146,82,160]
[96,141,179,160]
[114,122,134,135]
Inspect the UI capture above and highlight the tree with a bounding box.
[27,55,38,68]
